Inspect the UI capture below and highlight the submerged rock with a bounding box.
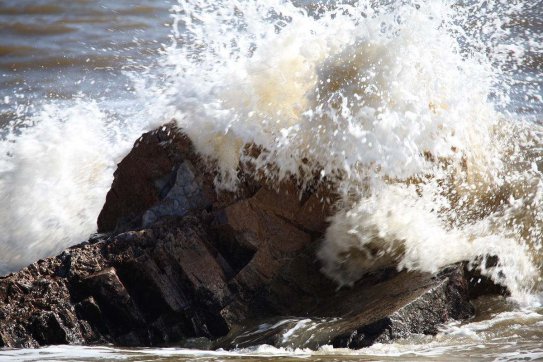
[0,124,488,349]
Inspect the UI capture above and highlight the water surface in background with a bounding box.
[1,0,172,120]
[1,0,543,360]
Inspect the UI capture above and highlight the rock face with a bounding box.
[217,265,473,349]
[97,125,217,233]
[0,123,480,349]
[0,217,232,348]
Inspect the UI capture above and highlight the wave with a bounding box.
[0,98,166,274]
[157,0,543,300]
[1,0,542,304]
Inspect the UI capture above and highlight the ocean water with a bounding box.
[1,0,543,360]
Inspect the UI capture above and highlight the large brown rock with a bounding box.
[97,122,334,235]
[0,123,482,349]
[0,216,233,347]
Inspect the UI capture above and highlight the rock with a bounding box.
[97,123,216,233]
[464,256,509,299]
[97,123,334,235]
[0,123,495,350]
[0,216,235,347]
[0,257,86,348]
[215,258,473,350]
[142,161,211,226]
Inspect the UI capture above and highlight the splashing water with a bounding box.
[0,99,167,274]
[150,0,543,301]
[0,102,116,272]
[1,0,542,306]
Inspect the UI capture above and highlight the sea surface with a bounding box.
[1,0,543,360]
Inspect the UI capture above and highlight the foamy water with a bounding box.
[1,0,543,358]
[153,0,543,301]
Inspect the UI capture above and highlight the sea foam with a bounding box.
[159,0,543,300]
[1,0,542,303]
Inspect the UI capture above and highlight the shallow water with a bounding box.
[1,0,543,360]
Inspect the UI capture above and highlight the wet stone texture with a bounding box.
[142,161,210,226]
[0,123,497,349]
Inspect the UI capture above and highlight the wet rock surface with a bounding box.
[0,124,490,349]
[217,265,473,349]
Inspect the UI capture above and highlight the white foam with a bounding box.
[165,0,495,185]
[1,0,542,304]
[0,97,164,273]
[158,0,543,299]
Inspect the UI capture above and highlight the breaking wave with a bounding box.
[0,98,166,274]
[156,0,543,300]
[1,0,543,304]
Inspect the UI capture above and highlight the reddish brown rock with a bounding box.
[216,265,473,350]
[97,123,216,233]
[0,216,233,347]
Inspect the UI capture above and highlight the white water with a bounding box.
[1,2,543,357]
[150,0,543,301]
[0,101,115,272]
[0,97,168,273]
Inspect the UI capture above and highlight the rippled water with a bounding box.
[1,0,543,360]
[0,0,172,124]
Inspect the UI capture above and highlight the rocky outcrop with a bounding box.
[96,125,217,233]
[217,265,473,349]
[0,217,221,347]
[0,123,483,349]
